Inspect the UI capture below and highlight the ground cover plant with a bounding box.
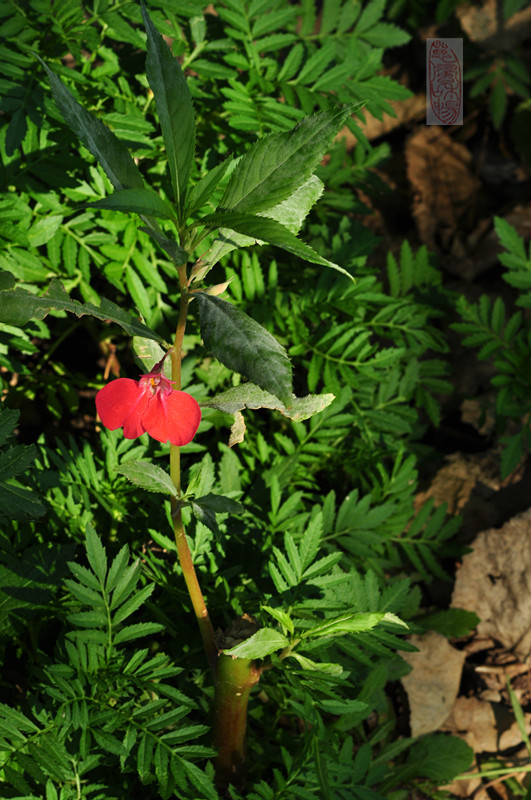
[1,0,531,798]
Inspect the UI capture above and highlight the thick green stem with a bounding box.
[212,654,261,788]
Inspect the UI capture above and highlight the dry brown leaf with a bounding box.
[452,508,531,660]
[406,127,480,255]
[441,696,498,752]
[400,631,466,736]
[457,0,531,49]
[415,452,501,517]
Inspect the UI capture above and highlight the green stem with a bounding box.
[212,654,261,788]
[172,505,217,670]
[169,261,217,671]
[169,259,259,784]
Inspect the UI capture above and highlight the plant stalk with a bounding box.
[169,258,258,784]
[172,504,217,670]
[169,261,217,671]
[212,653,261,788]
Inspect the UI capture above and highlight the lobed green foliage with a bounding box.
[453,217,531,478]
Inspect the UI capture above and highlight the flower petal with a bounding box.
[142,390,201,446]
[96,379,141,430]
[96,378,153,439]
[122,389,152,439]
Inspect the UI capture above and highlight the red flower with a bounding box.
[96,364,201,446]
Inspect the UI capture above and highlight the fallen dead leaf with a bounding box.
[451,508,531,660]
[400,631,466,736]
[441,696,498,752]
[406,127,480,256]
[415,452,502,541]
[457,0,531,49]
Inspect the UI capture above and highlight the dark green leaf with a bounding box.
[420,608,480,638]
[190,493,242,535]
[39,59,145,192]
[85,525,107,585]
[199,212,346,273]
[142,2,195,213]
[0,408,19,448]
[186,158,232,217]
[192,494,242,514]
[85,188,177,220]
[195,293,292,405]
[114,621,165,644]
[0,280,167,344]
[0,271,15,292]
[0,409,45,521]
[406,734,474,781]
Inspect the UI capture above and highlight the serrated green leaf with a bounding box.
[219,105,357,214]
[303,612,385,639]
[0,427,46,521]
[224,627,289,658]
[0,280,166,344]
[0,444,36,481]
[142,2,195,214]
[39,59,145,193]
[181,759,219,800]
[0,408,19,449]
[85,188,176,220]
[199,211,346,274]
[110,561,141,610]
[262,605,294,635]
[186,158,232,217]
[84,525,107,585]
[68,562,102,593]
[105,545,130,594]
[113,583,155,625]
[137,732,154,783]
[501,431,524,479]
[195,293,292,404]
[406,734,473,781]
[67,609,107,628]
[115,460,178,497]
[191,493,242,514]
[203,175,325,269]
[0,271,16,292]
[288,652,344,675]
[27,214,63,248]
[114,621,165,645]
[63,579,103,607]
[490,78,507,129]
[420,608,480,638]
[204,384,335,444]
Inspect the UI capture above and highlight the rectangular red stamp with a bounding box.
[426,38,463,126]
